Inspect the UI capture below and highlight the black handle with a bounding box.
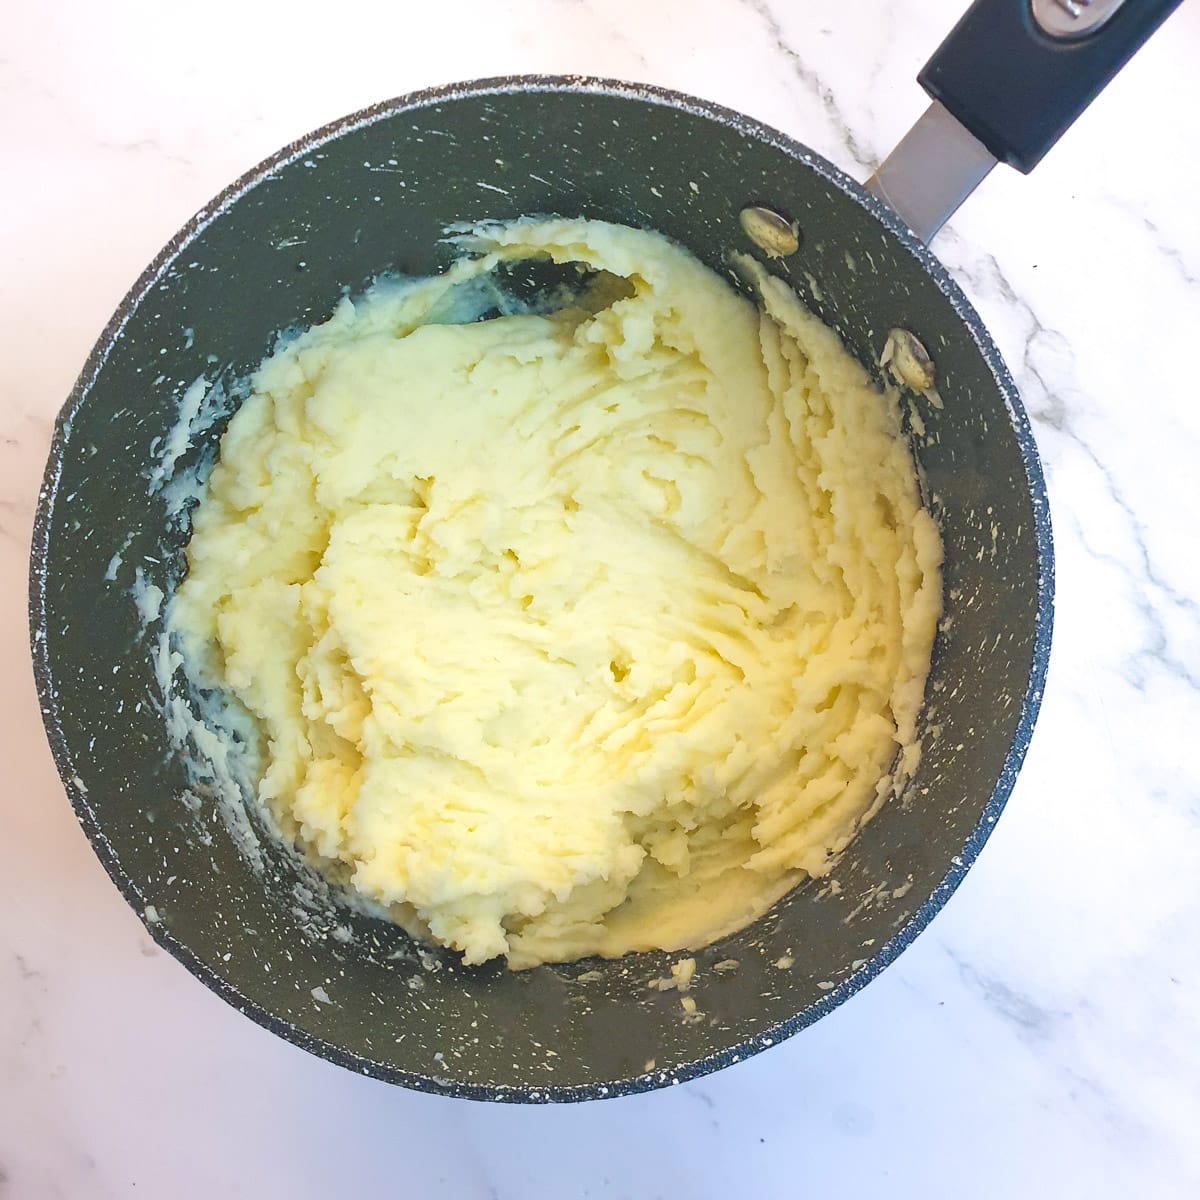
[918,0,1184,173]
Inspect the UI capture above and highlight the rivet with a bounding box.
[739,205,801,258]
[881,328,935,392]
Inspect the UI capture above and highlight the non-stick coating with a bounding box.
[30,78,1053,1101]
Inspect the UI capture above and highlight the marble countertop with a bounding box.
[3,0,1199,1195]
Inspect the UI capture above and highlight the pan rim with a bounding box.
[29,73,1055,1104]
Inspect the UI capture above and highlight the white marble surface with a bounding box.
[3,0,1199,1195]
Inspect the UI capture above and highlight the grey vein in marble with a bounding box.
[743,0,878,172]
[940,233,1199,693]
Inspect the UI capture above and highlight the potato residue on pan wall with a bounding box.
[169,217,943,969]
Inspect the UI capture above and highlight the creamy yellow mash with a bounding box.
[171,218,942,968]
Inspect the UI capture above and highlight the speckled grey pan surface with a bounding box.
[30,78,1053,1102]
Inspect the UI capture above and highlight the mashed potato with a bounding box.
[171,218,942,968]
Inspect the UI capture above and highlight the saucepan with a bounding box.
[30,0,1177,1100]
